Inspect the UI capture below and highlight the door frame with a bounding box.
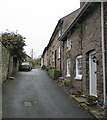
[89,51,97,96]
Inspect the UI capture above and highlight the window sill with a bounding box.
[75,76,82,80]
[66,75,70,77]
[66,48,71,53]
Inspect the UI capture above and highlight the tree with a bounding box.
[35,58,41,66]
[1,31,26,60]
[31,58,41,68]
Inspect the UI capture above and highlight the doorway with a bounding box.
[89,51,97,96]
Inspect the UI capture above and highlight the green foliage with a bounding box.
[1,31,26,60]
[85,95,98,101]
[31,58,41,68]
[48,68,55,79]
[54,70,62,80]
[58,79,71,86]
[47,68,62,80]
[104,107,107,113]
[76,90,83,95]
[35,58,41,66]
[31,61,36,68]
[42,65,48,71]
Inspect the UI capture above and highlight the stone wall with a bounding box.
[62,4,104,103]
[0,42,2,118]
[69,26,82,88]
[43,50,48,67]
[104,3,107,85]
[44,8,80,72]
[2,44,18,82]
[0,42,2,82]
[81,5,103,102]
[50,31,61,70]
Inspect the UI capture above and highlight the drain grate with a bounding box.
[24,101,32,107]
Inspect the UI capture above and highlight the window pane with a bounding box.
[67,59,71,76]
[77,57,82,75]
[67,39,71,49]
[58,46,60,58]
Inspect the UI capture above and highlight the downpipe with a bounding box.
[101,2,106,105]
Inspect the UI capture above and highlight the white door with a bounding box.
[89,51,97,96]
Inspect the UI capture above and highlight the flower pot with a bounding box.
[75,93,81,97]
[87,99,93,103]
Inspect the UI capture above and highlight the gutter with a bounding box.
[101,2,106,105]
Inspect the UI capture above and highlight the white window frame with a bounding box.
[57,46,60,59]
[59,30,61,37]
[67,39,71,50]
[66,58,71,77]
[75,55,82,80]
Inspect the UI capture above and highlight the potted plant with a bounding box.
[75,90,83,97]
[85,95,98,105]
[104,105,107,114]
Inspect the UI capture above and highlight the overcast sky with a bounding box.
[0,0,80,58]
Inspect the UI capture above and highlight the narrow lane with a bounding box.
[3,69,95,118]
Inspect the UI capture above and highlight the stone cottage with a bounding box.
[42,8,80,73]
[42,1,107,105]
[41,47,48,68]
[25,54,32,62]
[60,2,107,105]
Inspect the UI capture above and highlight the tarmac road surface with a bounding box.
[3,69,95,118]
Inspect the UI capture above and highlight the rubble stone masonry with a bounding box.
[2,44,18,82]
[81,4,103,102]
[0,42,2,83]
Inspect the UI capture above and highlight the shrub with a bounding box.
[85,95,98,101]
[63,80,71,86]
[42,65,47,70]
[1,32,26,60]
[76,90,83,95]
[54,70,62,80]
[104,105,107,114]
[48,67,55,79]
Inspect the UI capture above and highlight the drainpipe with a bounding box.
[62,41,64,76]
[101,2,106,105]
